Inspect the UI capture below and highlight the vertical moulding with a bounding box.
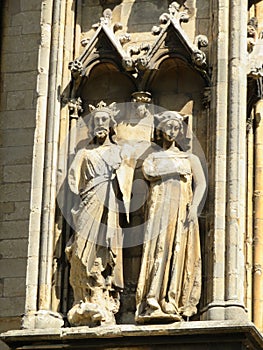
[201,0,229,321]
[245,113,254,321]
[225,0,248,320]
[56,0,79,317]
[23,0,74,329]
[23,0,54,329]
[38,0,65,314]
[253,100,263,332]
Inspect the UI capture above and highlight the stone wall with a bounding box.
[0,0,42,345]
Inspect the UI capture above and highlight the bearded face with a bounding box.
[93,111,111,139]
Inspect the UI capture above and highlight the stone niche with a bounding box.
[1,1,263,350]
[64,0,209,326]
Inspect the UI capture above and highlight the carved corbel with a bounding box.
[68,97,83,120]
[131,91,152,104]
[123,43,151,72]
[248,67,263,80]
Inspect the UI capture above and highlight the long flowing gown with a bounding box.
[66,144,123,304]
[135,148,201,323]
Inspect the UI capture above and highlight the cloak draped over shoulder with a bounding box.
[66,144,124,300]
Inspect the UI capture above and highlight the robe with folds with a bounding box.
[66,144,124,302]
[135,148,202,321]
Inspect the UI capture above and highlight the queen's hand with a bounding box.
[187,203,198,223]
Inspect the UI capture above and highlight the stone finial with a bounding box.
[100,8,112,26]
[92,8,125,34]
[159,1,189,25]
[92,8,112,29]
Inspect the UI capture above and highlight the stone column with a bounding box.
[55,0,78,315]
[38,0,65,312]
[225,0,248,319]
[23,0,75,328]
[253,99,263,332]
[23,0,54,327]
[202,0,229,320]
[245,121,254,320]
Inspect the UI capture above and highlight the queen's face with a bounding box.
[93,111,111,138]
[162,119,181,142]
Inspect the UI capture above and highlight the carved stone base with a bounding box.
[22,310,64,329]
[67,302,116,327]
[1,321,263,350]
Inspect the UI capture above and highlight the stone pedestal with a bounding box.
[1,321,263,350]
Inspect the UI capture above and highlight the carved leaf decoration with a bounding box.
[89,104,96,113]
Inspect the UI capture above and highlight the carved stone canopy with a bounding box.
[68,4,210,95]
